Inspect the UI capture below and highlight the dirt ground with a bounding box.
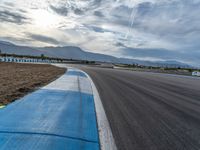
[0,62,66,105]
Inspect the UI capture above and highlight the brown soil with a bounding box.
[0,62,66,105]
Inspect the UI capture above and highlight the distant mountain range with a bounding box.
[0,40,191,68]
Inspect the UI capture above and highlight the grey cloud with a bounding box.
[86,0,102,9]
[132,1,200,36]
[27,33,60,45]
[113,1,200,57]
[50,5,68,16]
[84,24,116,33]
[115,42,126,47]
[74,8,84,15]
[50,5,84,16]
[91,26,105,33]
[18,9,27,13]
[107,0,200,40]
[3,2,15,7]
[111,5,132,17]
[109,5,134,26]
[49,0,103,16]
[1,36,32,44]
[94,11,104,17]
[136,2,153,16]
[0,10,29,25]
[121,47,200,65]
[122,47,180,59]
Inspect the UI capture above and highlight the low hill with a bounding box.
[0,41,191,68]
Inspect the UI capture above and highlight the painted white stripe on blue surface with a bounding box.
[43,68,93,95]
[53,64,117,150]
[85,72,117,150]
[0,66,100,150]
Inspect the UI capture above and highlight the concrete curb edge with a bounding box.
[84,71,117,150]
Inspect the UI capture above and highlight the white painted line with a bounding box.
[51,64,117,150]
[0,105,5,109]
[85,72,117,150]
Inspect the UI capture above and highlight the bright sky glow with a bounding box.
[0,0,200,66]
[31,10,59,28]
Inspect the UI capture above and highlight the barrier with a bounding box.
[0,56,53,64]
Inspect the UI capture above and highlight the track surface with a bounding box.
[0,69,99,150]
[81,66,200,150]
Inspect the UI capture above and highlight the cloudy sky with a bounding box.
[0,0,200,66]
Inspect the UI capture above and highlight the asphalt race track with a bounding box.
[81,66,200,150]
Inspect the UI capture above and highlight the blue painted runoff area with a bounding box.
[0,70,99,150]
[67,70,87,77]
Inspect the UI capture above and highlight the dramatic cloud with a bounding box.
[27,33,60,45]
[121,47,200,63]
[0,0,200,66]
[93,11,104,17]
[0,10,29,24]
[50,5,68,16]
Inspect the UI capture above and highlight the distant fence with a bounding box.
[0,56,60,64]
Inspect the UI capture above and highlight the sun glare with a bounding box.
[31,10,59,28]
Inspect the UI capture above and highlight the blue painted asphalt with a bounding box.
[67,70,87,77]
[0,69,99,150]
